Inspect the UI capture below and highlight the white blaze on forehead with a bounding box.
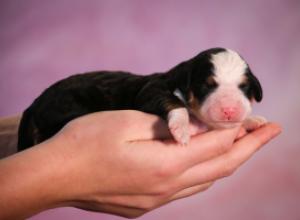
[211,49,247,84]
[195,49,253,128]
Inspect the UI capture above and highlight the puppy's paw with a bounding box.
[167,108,190,145]
[243,115,268,131]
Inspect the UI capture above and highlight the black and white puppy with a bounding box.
[18,47,266,151]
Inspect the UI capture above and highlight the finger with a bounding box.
[175,126,241,167]
[76,202,145,218]
[153,182,215,210]
[176,122,281,188]
[236,127,247,140]
[66,110,172,141]
[189,115,208,136]
[96,194,170,212]
[119,110,173,140]
[123,110,210,141]
[170,182,214,201]
[129,125,241,170]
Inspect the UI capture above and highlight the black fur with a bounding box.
[18,47,259,151]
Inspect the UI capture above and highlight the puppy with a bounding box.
[18,47,266,151]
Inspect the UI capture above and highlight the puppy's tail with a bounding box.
[17,107,36,151]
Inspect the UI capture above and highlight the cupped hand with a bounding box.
[50,110,281,218]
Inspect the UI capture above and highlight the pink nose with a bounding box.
[221,107,238,120]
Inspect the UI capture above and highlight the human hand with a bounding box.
[47,110,281,217]
[0,110,281,219]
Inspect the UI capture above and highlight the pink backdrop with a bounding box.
[1,0,299,219]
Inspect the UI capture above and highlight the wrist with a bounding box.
[0,137,72,219]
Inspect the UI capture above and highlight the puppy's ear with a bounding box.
[168,61,192,94]
[247,68,263,102]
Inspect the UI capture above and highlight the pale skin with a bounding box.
[0,110,281,219]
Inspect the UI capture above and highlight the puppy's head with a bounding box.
[186,48,262,129]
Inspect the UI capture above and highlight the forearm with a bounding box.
[0,138,69,220]
[0,115,21,158]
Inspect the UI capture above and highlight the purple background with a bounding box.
[1,0,300,219]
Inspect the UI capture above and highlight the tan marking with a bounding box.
[164,101,184,112]
[206,75,217,87]
[187,91,201,118]
[239,75,249,86]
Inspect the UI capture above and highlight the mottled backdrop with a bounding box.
[0,0,299,219]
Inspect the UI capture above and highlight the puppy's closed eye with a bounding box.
[204,76,218,89]
[194,76,218,92]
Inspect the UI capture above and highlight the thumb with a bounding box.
[120,111,172,141]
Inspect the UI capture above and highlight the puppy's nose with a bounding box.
[221,107,238,120]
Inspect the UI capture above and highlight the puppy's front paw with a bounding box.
[167,108,190,145]
[243,115,267,131]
